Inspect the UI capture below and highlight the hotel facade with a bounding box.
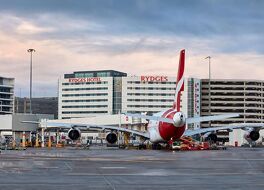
[58,70,264,128]
[58,70,178,119]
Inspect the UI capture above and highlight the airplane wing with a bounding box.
[124,113,173,123]
[184,123,264,136]
[124,113,239,124]
[22,121,150,139]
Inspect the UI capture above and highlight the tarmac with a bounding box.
[0,146,264,190]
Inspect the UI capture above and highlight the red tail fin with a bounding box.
[173,49,185,111]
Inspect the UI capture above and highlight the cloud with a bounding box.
[16,21,55,35]
[1,1,264,38]
[0,0,263,97]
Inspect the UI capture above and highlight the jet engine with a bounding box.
[244,129,260,142]
[202,132,217,143]
[68,128,81,141]
[106,132,118,144]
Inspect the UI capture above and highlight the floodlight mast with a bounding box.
[27,48,36,114]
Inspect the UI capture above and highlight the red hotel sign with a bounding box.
[68,77,101,83]
[140,76,168,82]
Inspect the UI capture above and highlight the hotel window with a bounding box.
[75,73,85,78]
[84,73,94,77]
[97,72,110,77]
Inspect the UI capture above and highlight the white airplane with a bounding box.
[25,50,264,146]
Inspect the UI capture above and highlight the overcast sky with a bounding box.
[0,0,263,97]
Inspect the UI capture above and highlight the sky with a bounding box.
[0,0,264,97]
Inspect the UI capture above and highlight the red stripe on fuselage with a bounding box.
[158,109,185,141]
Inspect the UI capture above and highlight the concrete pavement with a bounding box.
[0,147,263,189]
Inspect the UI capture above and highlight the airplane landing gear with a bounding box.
[152,143,162,150]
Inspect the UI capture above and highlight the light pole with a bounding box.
[27,48,36,114]
[205,56,211,127]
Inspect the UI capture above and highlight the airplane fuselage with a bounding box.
[147,109,186,143]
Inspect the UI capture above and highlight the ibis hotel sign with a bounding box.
[140,76,168,82]
[68,77,101,83]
